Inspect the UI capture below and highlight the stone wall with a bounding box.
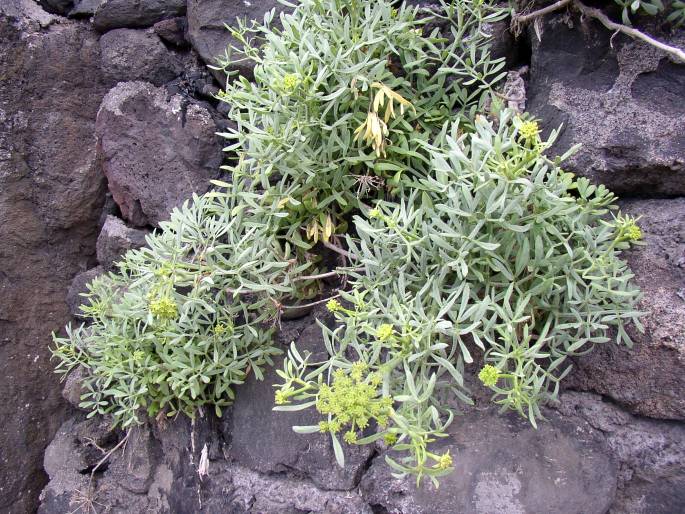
[0,1,683,512]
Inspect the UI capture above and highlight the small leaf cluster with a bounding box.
[613,0,685,26]
[52,188,304,427]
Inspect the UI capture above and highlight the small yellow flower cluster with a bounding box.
[149,296,178,320]
[376,324,394,342]
[316,363,392,440]
[615,215,642,243]
[282,73,300,93]
[214,322,234,336]
[132,350,146,363]
[368,208,380,219]
[383,432,398,445]
[275,388,292,405]
[434,451,453,470]
[326,299,342,313]
[478,364,500,387]
[518,120,540,142]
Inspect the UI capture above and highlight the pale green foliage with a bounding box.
[612,0,684,25]
[275,111,643,484]
[53,188,306,427]
[52,0,644,486]
[214,0,506,248]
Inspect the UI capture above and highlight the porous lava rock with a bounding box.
[96,81,222,227]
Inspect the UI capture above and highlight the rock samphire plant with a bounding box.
[53,0,644,485]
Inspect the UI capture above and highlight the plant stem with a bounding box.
[512,0,571,25]
[574,1,685,63]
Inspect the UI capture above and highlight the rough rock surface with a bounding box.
[39,412,372,514]
[528,15,685,196]
[96,215,150,270]
[96,81,222,227]
[187,0,287,82]
[93,0,186,32]
[66,266,104,318]
[153,15,188,47]
[556,392,685,514]
[0,3,114,511]
[361,408,617,514]
[68,0,102,17]
[100,28,182,86]
[567,198,685,420]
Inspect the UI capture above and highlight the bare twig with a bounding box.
[323,241,357,260]
[510,0,685,63]
[574,1,685,63]
[90,429,131,480]
[512,0,571,26]
[293,268,364,282]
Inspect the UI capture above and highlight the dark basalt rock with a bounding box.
[96,215,150,270]
[556,392,685,514]
[100,28,182,86]
[527,14,685,196]
[95,81,222,227]
[567,198,685,420]
[361,407,618,514]
[186,0,289,84]
[93,0,186,32]
[68,0,103,17]
[153,16,188,47]
[0,2,115,510]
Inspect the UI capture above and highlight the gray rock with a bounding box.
[93,0,186,32]
[69,0,103,17]
[153,16,188,47]
[528,14,685,196]
[96,81,222,226]
[361,408,617,514]
[39,412,372,514]
[567,198,685,420]
[187,0,288,83]
[229,350,374,491]
[66,266,104,318]
[61,367,87,408]
[0,5,114,509]
[100,28,182,86]
[557,392,685,514]
[97,215,150,270]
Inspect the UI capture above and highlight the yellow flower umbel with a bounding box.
[149,296,178,321]
[614,214,643,243]
[326,299,342,313]
[518,120,540,142]
[281,73,301,94]
[316,363,392,442]
[478,364,500,387]
[434,451,453,470]
[376,323,394,342]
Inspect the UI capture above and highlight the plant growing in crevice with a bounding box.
[274,110,643,484]
[53,188,305,428]
[52,0,645,488]
[213,0,507,251]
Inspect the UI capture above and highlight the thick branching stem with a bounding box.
[511,0,685,64]
[512,0,571,25]
[574,1,685,63]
